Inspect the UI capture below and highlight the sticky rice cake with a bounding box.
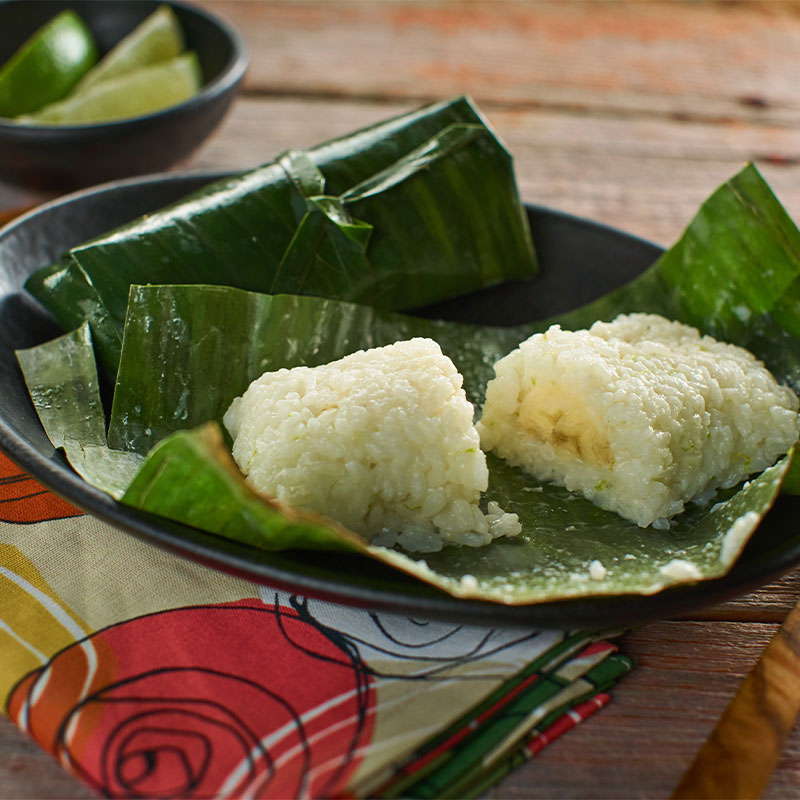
[224,337,520,551]
[477,313,800,527]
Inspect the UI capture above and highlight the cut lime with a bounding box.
[0,9,98,118]
[72,5,185,95]
[25,52,202,125]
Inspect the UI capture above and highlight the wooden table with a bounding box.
[2,2,800,797]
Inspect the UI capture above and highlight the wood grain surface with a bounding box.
[672,603,800,799]
[1,1,800,798]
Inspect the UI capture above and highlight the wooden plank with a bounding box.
[0,718,93,799]
[689,568,800,623]
[6,3,800,243]
[672,601,800,799]
[489,621,800,799]
[196,1,800,125]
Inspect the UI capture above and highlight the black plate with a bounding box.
[1,172,799,629]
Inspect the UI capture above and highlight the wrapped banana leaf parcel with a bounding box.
[17,98,800,606]
[25,96,537,377]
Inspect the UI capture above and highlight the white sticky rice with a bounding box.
[224,337,521,551]
[477,313,800,527]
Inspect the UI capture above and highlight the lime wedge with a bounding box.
[25,52,202,125]
[72,5,185,95]
[0,10,98,118]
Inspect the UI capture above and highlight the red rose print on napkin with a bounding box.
[7,599,374,798]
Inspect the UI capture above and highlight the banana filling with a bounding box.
[517,383,612,467]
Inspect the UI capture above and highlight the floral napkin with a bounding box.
[0,452,631,798]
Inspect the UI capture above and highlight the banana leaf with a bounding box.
[16,163,800,603]
[120,423,365,554]
[106,286,518,453]
[24,96,537,376]
[15,324,143,499]
[100,275,793,601]
[555,165,800,392]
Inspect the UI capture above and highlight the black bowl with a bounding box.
[2,172,800,629]
[0,0,247,190]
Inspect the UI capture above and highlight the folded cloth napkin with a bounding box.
[0,452,632,798]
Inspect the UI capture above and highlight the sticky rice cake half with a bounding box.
[477,313,800,528]
[224,337,520,552]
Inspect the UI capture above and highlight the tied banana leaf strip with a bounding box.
[24,96,537,376]
[18,163,800,603]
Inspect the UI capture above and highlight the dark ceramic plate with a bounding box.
[1,172,799,629]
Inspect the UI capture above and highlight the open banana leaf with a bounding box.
[16,162,800,604]
[24,96,537,376]
[15,324,143,500]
